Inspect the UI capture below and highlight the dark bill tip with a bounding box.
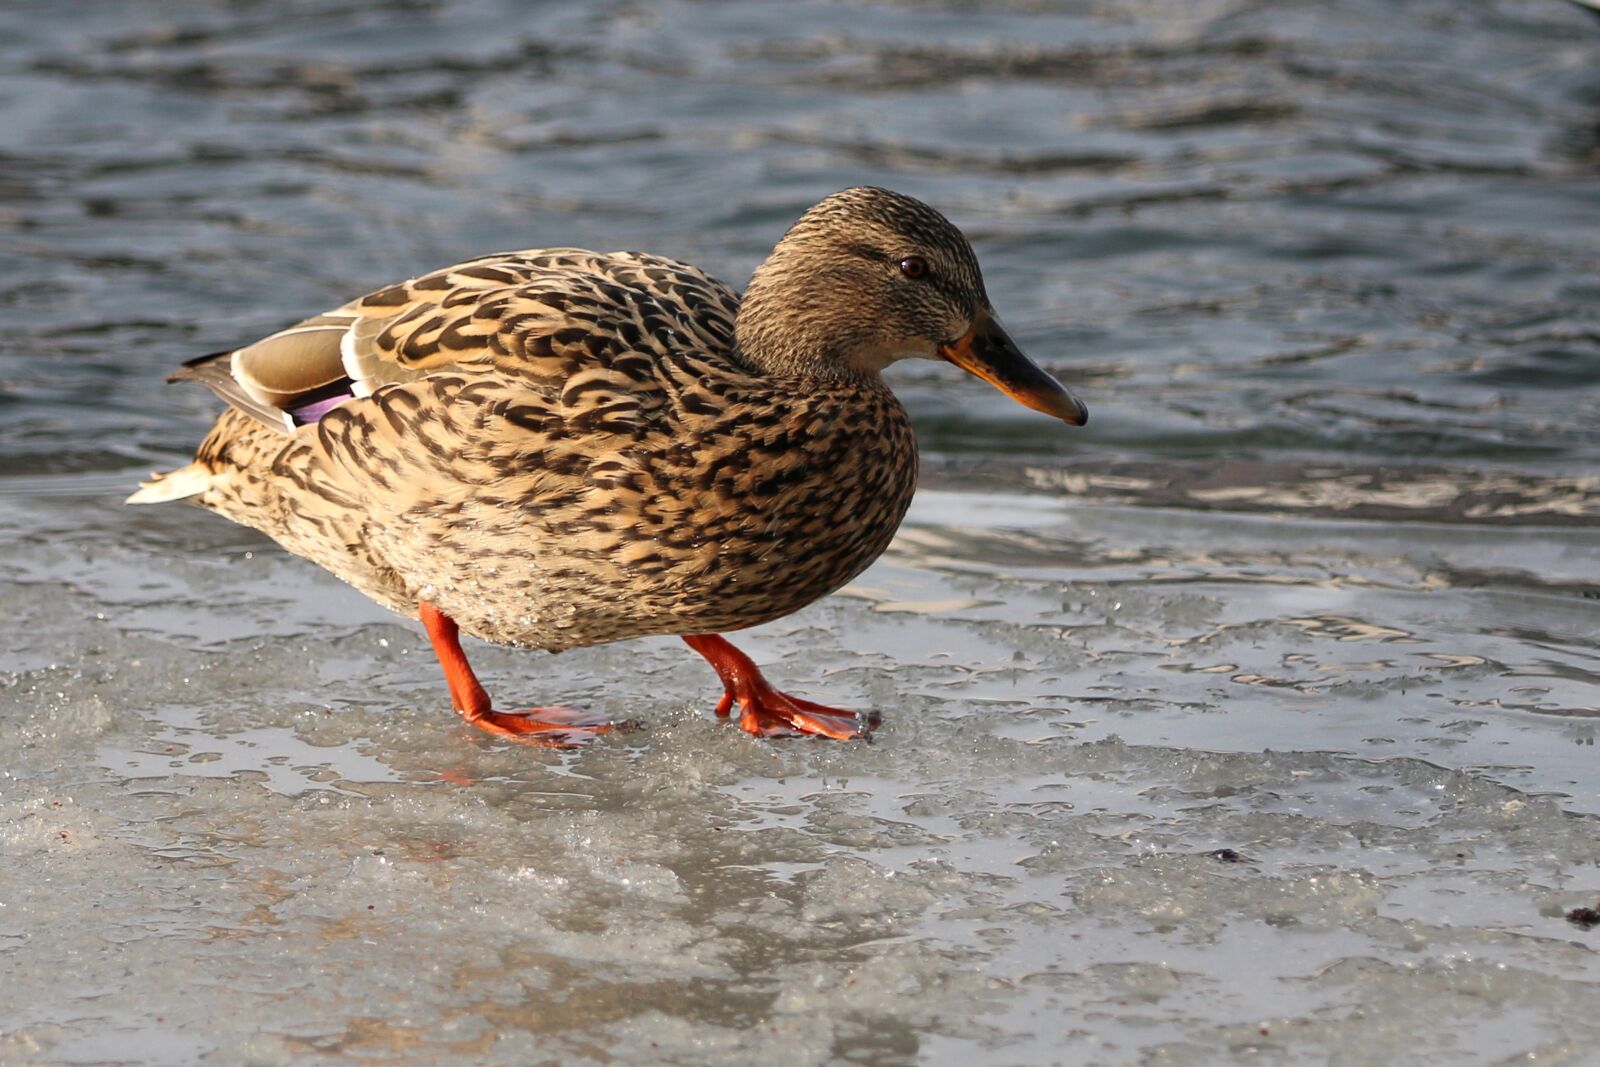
[937,313,1088,427]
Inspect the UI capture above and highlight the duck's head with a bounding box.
[736,186,1087,426]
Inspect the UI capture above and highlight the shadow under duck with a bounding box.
[129,187,1087,743]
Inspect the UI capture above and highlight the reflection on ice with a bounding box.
[4,481,1598,1064]
[102,704,401,797]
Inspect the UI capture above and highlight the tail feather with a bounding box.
[170,349,296,433]
[125,462,215,505]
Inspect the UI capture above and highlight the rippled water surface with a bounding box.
[2,2,1599,1065]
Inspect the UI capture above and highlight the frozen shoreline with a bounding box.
[4,485,1598,1065]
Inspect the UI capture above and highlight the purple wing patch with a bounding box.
[289,384,356,425]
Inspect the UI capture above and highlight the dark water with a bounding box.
[4,0,1599,493]
[3,2,1599,1065]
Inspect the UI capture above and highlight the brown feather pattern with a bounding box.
[177,242,918,651]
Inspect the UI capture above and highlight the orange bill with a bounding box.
[938,311,1088,426]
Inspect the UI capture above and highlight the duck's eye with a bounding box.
[898,256,930,280]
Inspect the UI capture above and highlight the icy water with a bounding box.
[3,1,1600,1064]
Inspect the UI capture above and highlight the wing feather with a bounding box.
[168,248,743,435]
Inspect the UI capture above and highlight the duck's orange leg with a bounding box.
[419,601,625,748]
[682,634,878,741]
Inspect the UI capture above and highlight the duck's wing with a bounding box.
[169,314,358,433]
[171,249,743,434]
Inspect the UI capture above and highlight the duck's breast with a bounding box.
[403,376,919,650]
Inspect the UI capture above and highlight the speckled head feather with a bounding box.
[736,187,992,378]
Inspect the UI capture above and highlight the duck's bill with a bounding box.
[938,312,1088,426]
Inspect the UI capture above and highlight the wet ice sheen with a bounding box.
[5,486,1600,1066]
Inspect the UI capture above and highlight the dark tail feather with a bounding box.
[169,348,234,382]
[168,350,295,433]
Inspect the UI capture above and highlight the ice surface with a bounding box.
[3,485,1599,1066]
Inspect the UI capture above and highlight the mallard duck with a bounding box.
[129,187,1087,744]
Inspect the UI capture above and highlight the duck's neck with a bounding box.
[732,253,873,382]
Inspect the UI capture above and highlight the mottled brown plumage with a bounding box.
[130,187,1086,742]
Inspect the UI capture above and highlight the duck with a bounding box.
[128,187,1087,744]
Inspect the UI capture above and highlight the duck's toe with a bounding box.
[734,689,875,742]
[465,705,638,749]
[685,633,879,742]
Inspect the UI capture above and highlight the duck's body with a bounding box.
[172,249,917,652]
[132,188,1085,743]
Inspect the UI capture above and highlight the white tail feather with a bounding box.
[125,463,215,505]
